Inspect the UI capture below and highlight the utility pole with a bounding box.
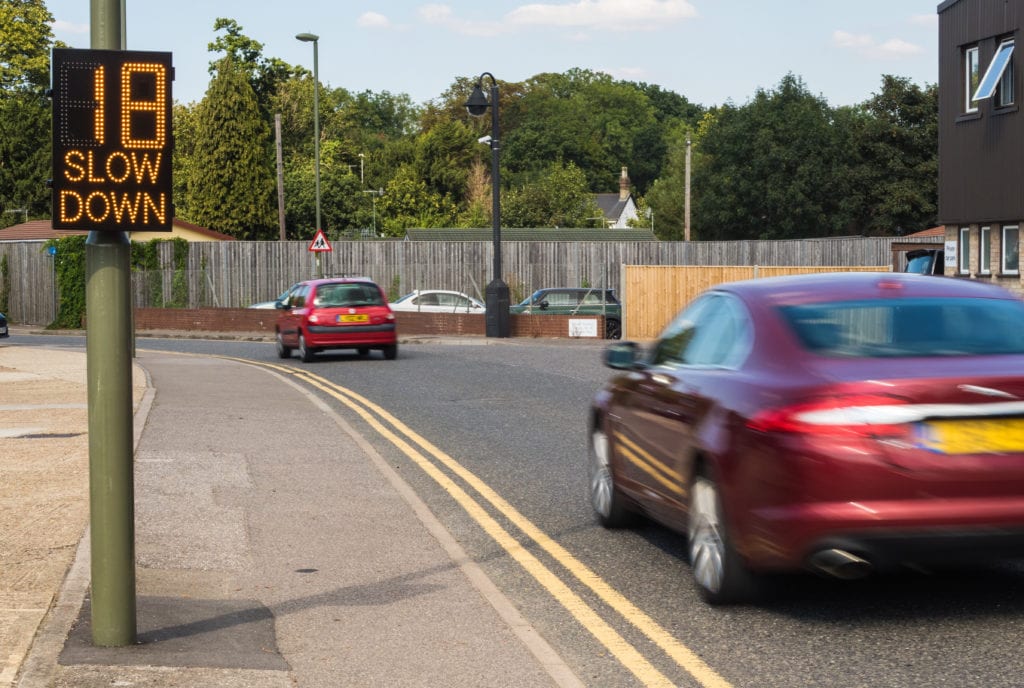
[275,114,286,240]
[85,0,136,647]
[684,133,692,242]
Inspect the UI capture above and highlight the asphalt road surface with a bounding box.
[19,333,1024,688]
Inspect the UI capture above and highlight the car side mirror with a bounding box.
[603,341,640,370]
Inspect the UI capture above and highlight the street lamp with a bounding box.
[465,72,510,338]
[295,33,321,254]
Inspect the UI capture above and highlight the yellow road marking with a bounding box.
[218,355,733,688]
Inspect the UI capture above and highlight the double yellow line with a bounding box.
[236,357,733,688]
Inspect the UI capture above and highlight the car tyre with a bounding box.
[687,468,757,604]
[382,344,398,360]
[298,333,316,362]
[275,331,292,359]
[588,426,632,528]
[605,318,622,340]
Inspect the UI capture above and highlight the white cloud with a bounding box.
[833,30,873,49]
[877,38,924,57]
[50,19,88,35]
[418,3,503,36]
[357,12,392,29]
[507,0,697,30]
[833,30,923,59]
[417,0,696,35]
[909,13,938,28]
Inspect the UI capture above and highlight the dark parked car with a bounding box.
[588,272,1024,604]
[275,277,397,362]
[510,288,621,339]
[904,248,945,275]
[0,311,7,338]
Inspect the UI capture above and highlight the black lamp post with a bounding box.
[465,72,510,338]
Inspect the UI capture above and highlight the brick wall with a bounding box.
[133,308,608,340]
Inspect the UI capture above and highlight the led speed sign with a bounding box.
[51,49,173,231]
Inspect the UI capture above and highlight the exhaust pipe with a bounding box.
[809,548,872,580]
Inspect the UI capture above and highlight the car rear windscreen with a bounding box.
[779,297,1024,357]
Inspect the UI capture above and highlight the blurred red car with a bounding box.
[588,272,1024,603]
[275,277,397,362]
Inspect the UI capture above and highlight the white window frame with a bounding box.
[1002,225,1020,275]
[974,40,1015,102]
[999,45,1016,107]
[980,226,992,275]
[966,46,981,112]
[960,226,971,274]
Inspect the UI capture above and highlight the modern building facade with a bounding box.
[938,0,1023,293]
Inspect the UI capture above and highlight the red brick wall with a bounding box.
[133,308,608,339]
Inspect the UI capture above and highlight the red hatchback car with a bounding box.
[275,277,397,362]
[589,272,1024,604]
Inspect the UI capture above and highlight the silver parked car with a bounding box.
[390,290,485,314]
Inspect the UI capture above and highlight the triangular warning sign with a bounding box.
[308,229,332,252]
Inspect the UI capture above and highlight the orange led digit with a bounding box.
[51,49,173,231]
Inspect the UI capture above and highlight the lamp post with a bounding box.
[295,33,321,250]
[465,72,510,338]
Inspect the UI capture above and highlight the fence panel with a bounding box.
[622,265,891,340]
[0,235,929,326]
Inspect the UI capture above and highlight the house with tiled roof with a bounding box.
[593,167,639,229]
[0,218,235,242]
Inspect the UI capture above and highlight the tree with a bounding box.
[843,75,938,235]
[0,0,59,225]
[207,17,296,117]
[501,162,601,228]
[186,56,276,239]
[375,165,458,235]
[693,74,847,240]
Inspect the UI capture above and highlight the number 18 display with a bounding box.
[51,48,173,231]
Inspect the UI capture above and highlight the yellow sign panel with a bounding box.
[51,49,173,231]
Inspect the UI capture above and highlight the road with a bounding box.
[18,333,1024,687]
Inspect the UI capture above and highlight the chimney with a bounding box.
[619,166,630,202]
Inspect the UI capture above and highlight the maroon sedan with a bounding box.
[276,277,397,362]
[588,272,1024,604]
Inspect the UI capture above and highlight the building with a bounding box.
[938,0,1022,293]
[594,167,639,229]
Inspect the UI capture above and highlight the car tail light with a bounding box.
[747,394,910,436]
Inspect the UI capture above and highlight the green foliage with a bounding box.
[0,0,59,224]
[186,56,276,239]
[207,17,297,118]
[44,235,87,329]
[693,74,848,240]
[501,162,601,228]
[376,166,458,236]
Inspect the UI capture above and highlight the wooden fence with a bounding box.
[0,236,931,326]
[622,265,891,340]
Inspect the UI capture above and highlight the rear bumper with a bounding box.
[745,497,1024,571]
[305,323,396,347]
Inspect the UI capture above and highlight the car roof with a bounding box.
[714,271,1018,307]
[300,276,378,287]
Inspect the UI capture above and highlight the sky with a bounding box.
[46,1,940,109]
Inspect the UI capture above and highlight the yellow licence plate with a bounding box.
[917,418,1024,454]
[338,314,368,323]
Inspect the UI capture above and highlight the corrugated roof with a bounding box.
[403,228,657,241]
[0,219,235,242]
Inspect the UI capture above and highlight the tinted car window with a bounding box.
[314,283,384,307]
[780,297,1024,357]
[683,295,751,366]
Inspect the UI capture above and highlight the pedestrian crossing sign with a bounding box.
[308,229,332,252]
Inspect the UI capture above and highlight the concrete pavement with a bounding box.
[1,341,582,687]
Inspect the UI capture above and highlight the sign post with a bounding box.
[308,228,332,277]
[51,0,173,646]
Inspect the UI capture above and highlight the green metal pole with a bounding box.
[87,0,136,647]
